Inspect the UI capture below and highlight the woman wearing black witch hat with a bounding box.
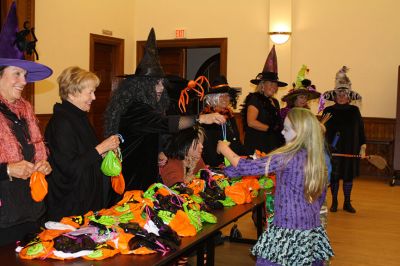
[104,28,225,197]
[241,45,287,155]
[201,75,245,168]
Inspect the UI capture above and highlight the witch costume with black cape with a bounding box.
[241,45,287,155]
[104,29,201,198]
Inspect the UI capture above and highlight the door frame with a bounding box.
[89,34,124,132]
[136,38,227,77]
[89,34,124,76]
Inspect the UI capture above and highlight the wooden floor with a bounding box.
[190,176,400,266]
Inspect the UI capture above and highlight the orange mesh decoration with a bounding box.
[83,243,120,260]
[157,187,172,196]
[112,172,125,195]
[60,213,89,228]
[29,171,48,202]
[117,231,135,255]
[19,241,53,260]
[117,190,153,208]
[241,178,260,193]
[132,246,157,255]
[169,210,196,237]
[225,182,251,205]
[187,179,205,195]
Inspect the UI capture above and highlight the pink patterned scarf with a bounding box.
[0,95,47,163]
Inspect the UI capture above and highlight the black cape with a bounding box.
[323,104,366,182]
[45,101,108,221]
[118,101,181,193]
[202,116,245,167]
[241,93,284,155]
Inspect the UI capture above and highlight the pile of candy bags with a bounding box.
[17,168,275,261]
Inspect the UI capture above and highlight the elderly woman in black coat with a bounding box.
[45,66,120,222]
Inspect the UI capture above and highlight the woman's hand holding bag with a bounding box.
[100,141,126,195]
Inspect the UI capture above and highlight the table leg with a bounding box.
[197,243,205,266]
[256,203,263,237]
[205,233,215,266]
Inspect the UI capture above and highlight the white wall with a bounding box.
[290,0,400,118]
[134,0,270,114]
[33,0,400,118]
[34,0,135,113]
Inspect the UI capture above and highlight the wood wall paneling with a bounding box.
[233,113,395,177]
[37,112,395,177]
[36,113,51,135]
[393,66,400,174]
[361,117,395,176]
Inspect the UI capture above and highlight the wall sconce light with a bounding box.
[268,31,291,44]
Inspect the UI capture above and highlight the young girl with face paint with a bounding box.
[217,108,334,266]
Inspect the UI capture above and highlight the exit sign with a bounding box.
[175,29,186,39]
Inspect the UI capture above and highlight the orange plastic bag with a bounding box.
[111,172,125,195]
[29,171,48,202]
[169,210,197,237]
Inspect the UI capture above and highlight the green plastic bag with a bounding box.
[200,210,217,223]
[218,196,236,207]
[190,194,204,204]
[216,178,230,190]
[100,150,122,176]
[88,215,115,226]
[183,202,202,232]
[157,210,175,224]
[143,183,164,200]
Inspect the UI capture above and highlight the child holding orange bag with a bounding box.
[217,108,333,266]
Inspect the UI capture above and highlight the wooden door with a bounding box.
[89,34,124,139]
[158,48,186,77]
[137,38,227,78]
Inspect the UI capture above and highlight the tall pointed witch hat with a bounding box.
[322,66,361,101]
[133,28,165,78]
[250,45,287,87]
[0,1,52,82]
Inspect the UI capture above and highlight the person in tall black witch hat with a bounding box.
[241,45,287,155]
[104,28,225,197]
[322,66,366,213]
[201,75,245,168]
[0,2,53,246]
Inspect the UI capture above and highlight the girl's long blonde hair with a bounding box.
[269,107,327,203]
